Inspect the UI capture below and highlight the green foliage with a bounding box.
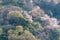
[55,28,60,40]
[0,28,3,35]
[19,30,38,40]
[16,26,23,33]
[0,0,60,40]
[8,26,38,40]
[29,22,43,38]
[56,28,60,33]
[49,29,59,40]
[7,11,23,19]
[8,29,18,40]
[0,5,6,9]
[7,10,32,30]
[33,22,43,30]
[8,26,24,36]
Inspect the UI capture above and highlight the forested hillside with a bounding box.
[0,0,60,40]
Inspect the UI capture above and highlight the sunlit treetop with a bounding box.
[7,11,24,19]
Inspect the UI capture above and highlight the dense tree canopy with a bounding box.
[0,0,60,40]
